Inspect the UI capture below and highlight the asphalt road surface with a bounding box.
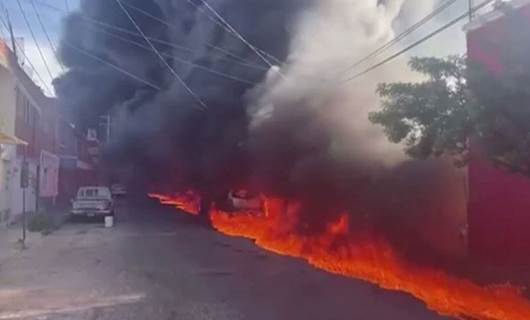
[0,199,450,320]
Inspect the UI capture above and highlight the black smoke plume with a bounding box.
[55,0,313,194]
[55,0,465,245]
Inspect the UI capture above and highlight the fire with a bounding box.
[152,192,530,320]
[148,192,200,215]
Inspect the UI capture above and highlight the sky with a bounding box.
[0,0,79,96]
[0,0,496,97]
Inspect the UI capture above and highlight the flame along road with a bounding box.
[150,193,530,320]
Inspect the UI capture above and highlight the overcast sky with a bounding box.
[0,0,495,97]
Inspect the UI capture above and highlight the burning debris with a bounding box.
[148,192,200,215]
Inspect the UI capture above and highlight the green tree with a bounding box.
[371,9,530,174]
[371,54,530,173]
[369,56,474,163]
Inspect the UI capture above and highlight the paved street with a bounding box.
[0,200,449,320]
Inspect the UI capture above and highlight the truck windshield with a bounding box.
[78,188,110,199]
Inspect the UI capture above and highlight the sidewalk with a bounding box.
[0,224,44,265]
[0,209,70,265]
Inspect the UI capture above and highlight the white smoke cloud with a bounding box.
[249,0,450,169]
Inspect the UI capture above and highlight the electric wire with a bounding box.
[15,0,55,83]
[115,0,207,110]
[342,0,495,84]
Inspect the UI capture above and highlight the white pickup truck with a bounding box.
[71,186,114,218]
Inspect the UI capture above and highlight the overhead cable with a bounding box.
[0,11,52,94]
[185,0,281,66]
[340,0,459,77]
[196,0,276,69]
[115,0,207,110]
[29,0,65,72]
[62,41,162,90]
[15,0,55,83]
[119,1,267,69]
[93,26,256,85]
[27,0,269,72]
[342,0,495,84]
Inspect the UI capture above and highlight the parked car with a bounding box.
[228,190,263,212]
[111,184,127,197]
[71,186,114,219]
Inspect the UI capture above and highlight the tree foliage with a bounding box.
[369,56,474,162]
[371,10,530,174]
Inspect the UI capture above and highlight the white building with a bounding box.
[0,40,59,224]
[0,40,21,224]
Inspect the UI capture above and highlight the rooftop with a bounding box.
[464,0,530,31]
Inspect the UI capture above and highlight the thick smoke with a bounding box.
[55,0,313,193]
[55,0,460,233]
[245,0,423,228]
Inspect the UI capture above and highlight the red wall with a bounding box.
[467,5,530,264]
[468,145,530,264]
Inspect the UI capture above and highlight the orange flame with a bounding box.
[152,192,530,320]
[148,192,200,215]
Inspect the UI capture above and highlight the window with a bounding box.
[78,187,111,199]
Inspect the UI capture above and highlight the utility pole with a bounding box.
[7,9,28,248]
[6,8,17,59]
[469,0,474,22]
[21,148,27,247]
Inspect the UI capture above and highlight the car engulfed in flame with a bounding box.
[227,190,263,213]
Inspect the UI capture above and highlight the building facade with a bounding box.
[0,40,18,223]
[465,0,530,264]
[0,39,60,222]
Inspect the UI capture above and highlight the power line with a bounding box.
[92,25,256,85]
[115,0,207,110]
[0,7,7,41]
[29,0,65,72]
[118,1,267,70]
[61,41,161,90]
[342,0,495,84]
[0,10,52,94]
[340,0,459,78]
[26,0,270,72]
[88,20,266,73]
[15,0,55,84]
[81,15,267,72]
[3,2,160,93]
[7,0,258,94]
[196,0,277,70]
[31,0,63,13]
[185,0,282,66]
[257,48,282,65]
